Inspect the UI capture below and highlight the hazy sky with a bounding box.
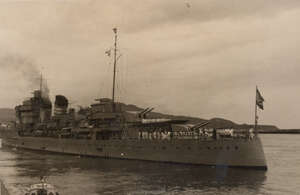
[0,0,300,128]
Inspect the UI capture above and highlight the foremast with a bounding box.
[112,28,118,112]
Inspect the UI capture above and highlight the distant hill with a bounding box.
[0,104,279,131]
[0,108,15,122]
[119,103,278,130]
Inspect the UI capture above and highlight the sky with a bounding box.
[0,0,300,128]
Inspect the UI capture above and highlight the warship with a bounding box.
[0,28,267,170]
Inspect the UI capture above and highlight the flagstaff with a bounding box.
[255,86,258,131]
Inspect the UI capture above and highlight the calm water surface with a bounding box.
[0,134,299,195]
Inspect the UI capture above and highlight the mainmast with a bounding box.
[40,73,43,97]
[112,28,118,111]
[254,86,258,132]
[39,73,43,123]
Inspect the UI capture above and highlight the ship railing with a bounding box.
[137,128,255,141]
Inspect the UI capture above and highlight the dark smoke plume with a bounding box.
[0,54,50,100]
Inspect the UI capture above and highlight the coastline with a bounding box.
[259,129,300,134]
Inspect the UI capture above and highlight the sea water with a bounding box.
[0,134,299,195]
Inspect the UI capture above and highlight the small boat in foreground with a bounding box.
[25,177,59,195]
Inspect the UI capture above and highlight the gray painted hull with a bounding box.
[0,135,267,170]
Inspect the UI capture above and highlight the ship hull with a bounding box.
[0,134,267,170]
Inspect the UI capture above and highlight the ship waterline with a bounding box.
[0,135,267,170]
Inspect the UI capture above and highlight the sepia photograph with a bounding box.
[0,0,299,194]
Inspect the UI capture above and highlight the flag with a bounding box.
[256,88,264,110]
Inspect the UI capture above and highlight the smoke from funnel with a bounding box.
[40,76,50,101]
[0,53,50,100]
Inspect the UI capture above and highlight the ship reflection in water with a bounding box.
[0,147,266,195]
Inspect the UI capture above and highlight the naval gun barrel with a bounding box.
[139,107,150,115]
[145,107,154,114]
[141,107,154,118]
[138,107,150,118]
[191,121,210,130]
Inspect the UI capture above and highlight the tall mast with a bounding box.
[254,86,258,133]
[40,73,43,97]
[112,28,117,110]
[39,73,43,123]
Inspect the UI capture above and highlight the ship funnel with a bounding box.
[54,95,69,116]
